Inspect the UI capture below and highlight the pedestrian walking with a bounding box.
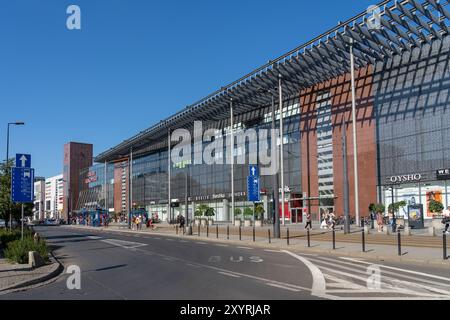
[391,213,397,233]
[442,206,450,234]
[305,212,312,230]
[377,212,384,232]
[180,215,185,229]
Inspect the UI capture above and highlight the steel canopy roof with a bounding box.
[95,0,450,163]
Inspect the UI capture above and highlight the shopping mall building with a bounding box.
[74,0,450,224]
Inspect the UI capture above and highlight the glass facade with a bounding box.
[79,101,302,222]
[376,36,450,218]
[77,163,114,211]
[316,91,334,209]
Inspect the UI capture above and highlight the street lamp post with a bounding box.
[5,122,25,231]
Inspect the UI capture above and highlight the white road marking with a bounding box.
[101,239,147,249]
[264,249,281,253]
[237,247,253,250]
[214,244,228,247]
[196,242,207,245]
[265,283,301,292]
[316,256,450,289]
[218,272,241,278]
[179,240,188,243]
[282,250,327,298]
[130,247,312,293]
[316,264,447,297]
[86,236,102,240]
[340,257,450,282]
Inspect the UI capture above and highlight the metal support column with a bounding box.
[271,93,281,239]
[128,148,133,228]
[230,99,235,225]
[278,75,286,226]
[168,129,171,223]
[349,40,360,226]
[104,160,107,212]
[342,122,350,234]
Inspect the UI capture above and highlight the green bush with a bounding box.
[0,229,32,247]
[4,237,49,264]
[243,207,253,220]
[204,207,215,218]
[255,204,265,220]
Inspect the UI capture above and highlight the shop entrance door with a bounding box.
[291,208,303,224]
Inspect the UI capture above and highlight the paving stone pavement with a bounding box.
[0,257,61,292]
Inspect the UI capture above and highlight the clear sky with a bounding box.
[0,0,377,178]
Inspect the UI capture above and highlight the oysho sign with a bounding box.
[388,174,423,184]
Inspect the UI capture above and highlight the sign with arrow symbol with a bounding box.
[15,154,31,168]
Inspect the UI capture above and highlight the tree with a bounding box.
[204,207,215,220]
[0,160,34,221]
[254,204,265,221]
[243,207,253,220]
[388,201,406,216]
[195,204,209,218]
[234,208,242,220]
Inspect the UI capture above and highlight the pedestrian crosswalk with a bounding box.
[301,255,450,300]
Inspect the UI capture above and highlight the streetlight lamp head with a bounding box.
[14,122,25,125]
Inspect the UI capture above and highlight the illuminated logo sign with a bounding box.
[437,169,450,180]
[387,174,423,184]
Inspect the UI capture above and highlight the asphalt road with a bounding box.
[2,226,450,300]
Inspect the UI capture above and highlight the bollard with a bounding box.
[397,231,402,256]
[268,229,271,244]
[287,228,290,246]
[207,224,209,238]
[198,224,200,237]
[227,225,229,240]
[253,226,255,242]
[239,226,242,241]
[362,229,366,252]
[444,233,448,261]
[307,229,311,248]
[216,225,219,239]
[332,228,336,250]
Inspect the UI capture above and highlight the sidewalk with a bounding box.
[67,223,450,267]
[0,254,62,293]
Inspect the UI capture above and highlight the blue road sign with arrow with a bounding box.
[11,167,34,203]
[247,175,260,202]
[249,165,259,177]
[15,154,31,168]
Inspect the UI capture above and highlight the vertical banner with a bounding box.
[426,189,443,217]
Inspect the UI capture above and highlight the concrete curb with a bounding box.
[0,251,64,294]
[64,225,450,267]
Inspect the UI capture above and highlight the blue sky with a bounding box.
[0,0,377,178]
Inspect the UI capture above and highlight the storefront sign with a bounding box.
[437,169,450,180]
[387,174,423,184]
[85,171,98,184]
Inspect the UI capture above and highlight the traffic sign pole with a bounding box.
[21,204,24,240]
